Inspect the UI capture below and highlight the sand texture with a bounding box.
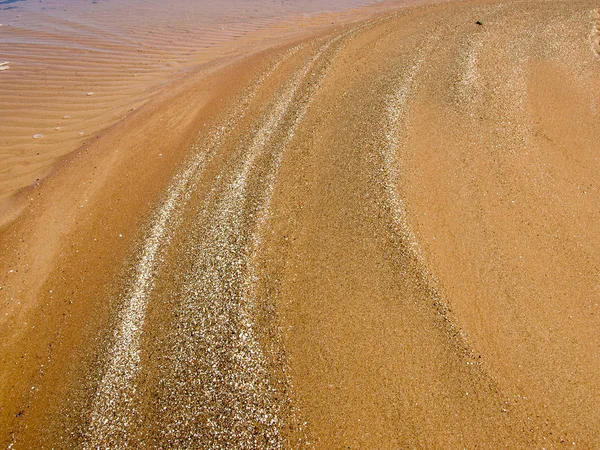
[0,0,394,212]
[1,0,600,448]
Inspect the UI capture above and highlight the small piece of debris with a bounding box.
[63,115,71,119]
[54,127,61,131]
[0,61,9,71]
[32,134,43,139]
[78,131,84,136]
[86,92,94,96]
[475,21,483,26]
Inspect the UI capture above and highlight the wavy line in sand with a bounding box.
[83,9,440,445]
[82,44,303,449]
[157,33,348,449]
[380,34,472,342]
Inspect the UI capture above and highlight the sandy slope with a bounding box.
[0,0,394,213]
[1,0,600,448]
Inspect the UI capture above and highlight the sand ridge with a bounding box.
[1,0,600,448]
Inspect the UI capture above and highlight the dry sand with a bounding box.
[1,0,600,448]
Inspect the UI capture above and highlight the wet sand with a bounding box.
[0,0,396,215]
[1,0,600,448]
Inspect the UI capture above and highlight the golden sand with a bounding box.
[0,0,394,215]
[1,0,599,447]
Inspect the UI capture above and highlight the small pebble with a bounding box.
[32,134,43,139]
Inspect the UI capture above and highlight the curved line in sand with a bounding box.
[83,45,302,448]
[379,34,462,332]
[142,30,359,447]
[85,14,403,445]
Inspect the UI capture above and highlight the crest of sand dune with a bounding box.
[1,0,600,448]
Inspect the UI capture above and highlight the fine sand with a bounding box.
[0,0,398,215]
[1,0,600,448]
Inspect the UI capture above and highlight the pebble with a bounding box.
[32,134,43,139]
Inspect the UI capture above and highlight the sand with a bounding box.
[1,0,600,448]
[0,0,395,215]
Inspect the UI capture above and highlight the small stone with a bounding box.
[32,134,43,139]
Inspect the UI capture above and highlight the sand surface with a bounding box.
[1,0,600,448]
[0,0,395,213]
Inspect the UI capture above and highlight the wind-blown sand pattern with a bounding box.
[1,0,600,448]
[0,0,393,213]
